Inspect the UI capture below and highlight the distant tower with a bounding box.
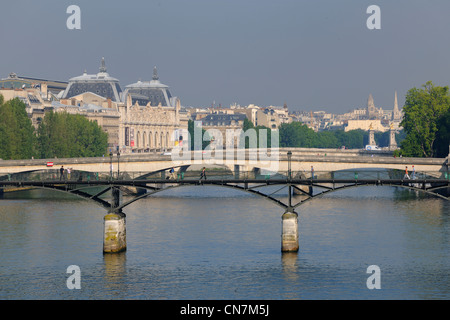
[368,123,376,146]
[389,123,398,150]
[366,94,377,119]
[392,91,402,122]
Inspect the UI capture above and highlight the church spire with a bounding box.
[392,91,401,121]
[152,66,159,81]
[367,93,374,107]
[99,57,107,73]
[393,91,399,112]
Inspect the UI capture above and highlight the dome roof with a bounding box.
[62,57,122,102]
[123,66,173,107]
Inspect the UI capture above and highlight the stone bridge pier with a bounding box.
[103,211,126,253]
[281,208,299,252]
[103,187,126,253]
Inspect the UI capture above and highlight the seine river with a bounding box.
[0,184,448,300]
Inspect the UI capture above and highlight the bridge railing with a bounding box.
[1,168,449,183]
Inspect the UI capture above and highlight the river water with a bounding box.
[0,184,448,300]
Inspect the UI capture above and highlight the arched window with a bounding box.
[136,131,141,148]
[143,132,147,148]
[149,132,153,148]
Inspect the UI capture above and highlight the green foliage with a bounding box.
[400,81,450,157]
[240,119,272,148]
[333,129,368,149]
[188,119,210,150]
[37,111,108,158]
[0,96,36,160]
[434,108,450,157]
[279,122,317,148]
[278,122,386,149]
[0,95,108,160]
[393,149,402,157]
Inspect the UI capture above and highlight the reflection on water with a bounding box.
[0,185,448,299]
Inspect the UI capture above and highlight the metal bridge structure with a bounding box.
[1,163,449,254]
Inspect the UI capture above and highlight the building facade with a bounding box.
[1,58,188,154]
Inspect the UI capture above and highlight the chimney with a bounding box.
[41,83,48,97]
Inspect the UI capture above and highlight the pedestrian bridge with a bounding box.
[1,148,448,254]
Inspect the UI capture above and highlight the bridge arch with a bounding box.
[112,183,289,213]
[288,182,450,208]
[94,178,449,213]
[1,168,448,214]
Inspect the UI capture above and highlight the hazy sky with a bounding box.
[1,0,450,113]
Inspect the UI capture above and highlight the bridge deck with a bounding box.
[2,168,449,212]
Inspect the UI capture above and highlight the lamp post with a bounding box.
[117,150,120,179]
[287,151,292,179]
[287,150,292,208]
[109,150,113,179]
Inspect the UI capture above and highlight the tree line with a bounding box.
[0,96,108,160]
[188,116,403,151]
[277,121,403,150]
[399,81,450,158]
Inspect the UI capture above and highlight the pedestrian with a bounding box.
[60,166,65,180]
[404,166,410,179]
[167,167,176,179]
[67,168,71,180]
[200,167,207,180]
[411,165,416,179]
[311,166,314,179]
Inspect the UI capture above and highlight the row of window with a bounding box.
[132,130,172,149]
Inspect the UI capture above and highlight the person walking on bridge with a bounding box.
[404,166,410,179]
[200,167,207,180]
[168,167,176,180]
[60,166,65,180]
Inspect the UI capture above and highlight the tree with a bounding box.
[279,122,316,148]
[0,96,36,160]
[36,111,108,158]
[315,131,339,148]
[400,81,450,157]
[334,130,367,149]
[240,118,272,148]
[434,108,450,157]
[279,122,371,149]
[188,120,210,150]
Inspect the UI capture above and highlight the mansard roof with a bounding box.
[61,57,122,102]
[123,66,174,107]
